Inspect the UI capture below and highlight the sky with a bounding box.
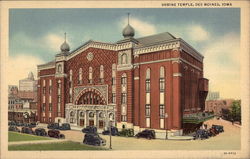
[8,8,240,99]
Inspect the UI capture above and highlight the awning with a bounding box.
[183,112,214,124]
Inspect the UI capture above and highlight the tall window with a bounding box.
[121,93,126,104]
[121,115,127,122]
[160,105,165,118]
[121,53,127,64]
[78,68,82,84]
[121,74,127,85]
[69,70,73,102]
[42,103,45,112]
[89,67,93,84]
[49,103,52,111]
[145,68,151,122]
[57,64,62,73]
[159,66,165,91]
[100,65,104,83]
[57,80,61,114]
[112,93,116,103]
[145,104,151,117]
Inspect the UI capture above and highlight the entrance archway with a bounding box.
[75,88,106,105]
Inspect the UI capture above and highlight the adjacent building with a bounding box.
[37,20,209,138]
[206,91,220,101]
[205,99,234,116]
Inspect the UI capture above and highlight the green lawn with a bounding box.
[8,131,51,142]
[9,141,107,151]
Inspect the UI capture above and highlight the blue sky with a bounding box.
[8,8,240,99]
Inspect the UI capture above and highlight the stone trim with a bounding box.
[173,73,182,77]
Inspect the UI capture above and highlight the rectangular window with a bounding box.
[112,77,116,85]
[49,86,52,95]
[70,118,74,123]
[146,93,150,104]
[160,92,164,105]
[121,77,127,85]
[121,93,127,104]
[146,79,150,92]
[121,115,127,122]
[43,87,46,94]
[42,104,45,112]
[112,93,116,103]
[145,104,150,117]
[160,118,164,129]
[58,95,61,103]
[49,118,52,123]
[160,105,165,118]
[49,103,52,111]
[146,118,150,127]
[159,78,165,91]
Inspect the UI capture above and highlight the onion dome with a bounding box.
[122,24,135,38]
[122,13,135,39]
[60,32,70,53]
[28,72,34,80]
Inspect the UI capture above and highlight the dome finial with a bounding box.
[122,13,135,38]
[60,32,70,53]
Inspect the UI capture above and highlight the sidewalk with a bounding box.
[9,139,69,146]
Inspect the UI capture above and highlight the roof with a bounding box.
[135,32,176,47]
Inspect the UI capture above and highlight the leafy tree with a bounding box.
[230,100,241,123]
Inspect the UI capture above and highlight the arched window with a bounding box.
[80,112,84,117]
[89,112,94,118]
[70,111,74,117]
[121,53,127,64]
[99,112,105,118]
[57,64,62,73]
[89,67,93,83]
[79,68,82,84]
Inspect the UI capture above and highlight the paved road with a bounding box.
[45,118,240,150]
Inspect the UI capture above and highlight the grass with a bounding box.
[8,141,107,151]
[8,131,51,142]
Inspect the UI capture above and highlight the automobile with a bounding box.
[28,122,37,128]
[59,123,71,130]
[9,121,16,126]
[82,126,97,134]
[48,129,65,139]
[102,127,119,136]
[212,125,224,133]
[193,129,209,140]
[118,128,134,137]
[21,127,35,135]
[35,128,47,136]
[9,126,20,133]
[83,133,106,146]
[135,129,156,139]
[47,123,60,129]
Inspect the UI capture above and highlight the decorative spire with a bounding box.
[60,32,70,53]
[64,32,67,42]
[127,13,130,24]
[122,13,135,38]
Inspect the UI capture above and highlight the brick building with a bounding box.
[205,99,234,116]
[37,21,209,137]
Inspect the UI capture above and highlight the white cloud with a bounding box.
[7,55,44,85]
[45,34,65,52]
[203,33,240,99]
[120,17,157,37]
[187,24,210,41]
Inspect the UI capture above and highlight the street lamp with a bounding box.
[109,120,113,149]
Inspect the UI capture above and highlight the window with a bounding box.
[121,53,127,64]
[146,118,150,127]
[80,112,84,117]
[121,74,127,85]
[100,65,104,83]
[58,95,61,103]
[89,112,94,118]
[57,80,61,95]
[43,87,46,94]
[145,104,150,117]
[49,103,52,111]
[146,68,151,79]
[146,79,150,92]
[112,93,116,103]
[121,93,127,104]
[112,64,116,77]
[57,64,62,73]
[79,68,82,84]
[49,86,52,94]
[89,67,93,83]
[160,105,165,118]
[112,77,116,85]
[42,103,45,112]
[121,115,127,122]
[159,78,165,91]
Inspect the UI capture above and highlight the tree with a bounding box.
[230,100,241,123]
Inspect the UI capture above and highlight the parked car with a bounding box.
[28,122,37,128]
[118,128,134,137]
[9,121,16,126]
[21,127,35,135]
[193,129,209,140]
[48,129,65,139]
[135,129,156,139]
[212,125,224,133]
[59,123,71,130]
[9,126,20,133]
[82,126,97,134]
[102,127,119,136]
[47,123,60,129]
[35,128,47,136]
[83,133,106,146]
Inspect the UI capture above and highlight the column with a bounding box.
[85,111,88,127]
[94,112,97,126]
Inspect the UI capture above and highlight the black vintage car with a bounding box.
[28,122,37,128]
[47,123,60,129]
[35,128,47,136]
[59,123,71,130]
[212,125,224,133]
[102,127,119,136]
[9,126,20,133]
[21,127,35,135]
[193,129,210,140]
[48,129,65,139]
[135,129,156,139]
[16,122,24,127]
[83,133,106,146]
[8,121,16,126]
[82,126,97,134]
